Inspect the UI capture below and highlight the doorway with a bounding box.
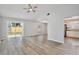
[64,18,79,38]
[64,17,79,46]
[7,20,24,38]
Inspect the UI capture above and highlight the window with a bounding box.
[8,21,23,37]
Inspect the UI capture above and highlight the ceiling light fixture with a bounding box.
[23,4,37,13]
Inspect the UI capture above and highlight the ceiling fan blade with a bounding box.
[27,10,30,13]
[28,4,32,8]
[28,4,31,6]
[33,6,37,9]
[32,9,36,12]
[23,8,27,10]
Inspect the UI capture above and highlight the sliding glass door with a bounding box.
[8,20,23,37]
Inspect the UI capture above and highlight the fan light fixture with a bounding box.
[23,4,37,13]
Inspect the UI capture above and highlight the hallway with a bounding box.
[0,35,79,55]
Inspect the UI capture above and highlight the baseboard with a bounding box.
[0,36,7,39]
[66,36,79,39]
[48,38,64,43]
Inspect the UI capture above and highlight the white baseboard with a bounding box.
[0,36,7,39]
[48,38,64,43]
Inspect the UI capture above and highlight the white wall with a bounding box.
[0,16,7,39]
[24,21,40,35]
[24,20,47,36]
[48,13,64,43]
[48,5,79,43]
[0,5,79,43]
[0,16,2,39]
[0,16,47,39]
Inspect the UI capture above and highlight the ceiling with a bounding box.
[0,4,53,20]
[0,4,79,22]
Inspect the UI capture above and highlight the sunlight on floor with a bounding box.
[8,35,22,37]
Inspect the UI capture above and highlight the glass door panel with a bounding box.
[8,21,23,37]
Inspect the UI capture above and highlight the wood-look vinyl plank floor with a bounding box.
[0,35,79,55]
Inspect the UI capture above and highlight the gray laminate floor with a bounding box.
[0,35,79,55]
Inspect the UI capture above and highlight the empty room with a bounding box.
[0,4,79,55]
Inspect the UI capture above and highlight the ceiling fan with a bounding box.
[23,4,37,13]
